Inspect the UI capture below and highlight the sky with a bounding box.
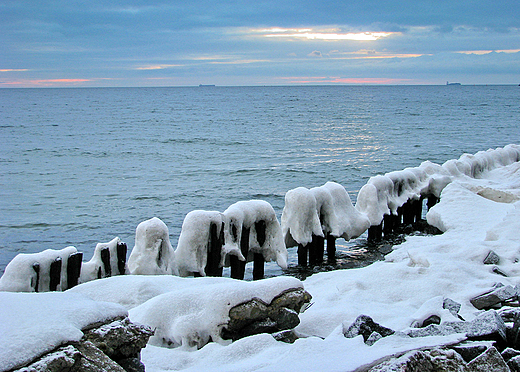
[1,0,519,87]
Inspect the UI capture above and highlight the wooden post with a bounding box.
[326,234,336,263]
[309,234,324,266]
[49,257,62,291]
[100,247,111,277]
[67,252,83,289]
[206,222,223,277]
[231,227,249,280]
[413,198,422,222]
[297,243,308,267]
[253,253,265,280]
[383,214,393,235]
[252,220,267,280]
[32,262,40,292]
[402,201,414,225]
[367,223,382,242]
[116,242,127,275]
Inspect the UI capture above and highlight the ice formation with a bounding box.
[222,200,288,269]
[0,246,77,292]
[175,210,224,277]
[128,217,177,275]
[282,182,369,247]
[80,236,127,282]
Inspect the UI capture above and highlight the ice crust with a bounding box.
[80,236,127,282]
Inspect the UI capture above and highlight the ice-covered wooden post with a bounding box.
[284,183,369,265]
[116,241,127,275]
[223,200,287,280]
[127,218,176,276]
[49,257,62,291]
[66,251,83,289]
[176,211,224,277]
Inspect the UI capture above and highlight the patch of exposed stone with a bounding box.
[9,317,153,372]
[221,287,312,342]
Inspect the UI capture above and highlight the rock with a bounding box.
[272,330,299,343]
[117,358,146,372]
[508,313,520,350]
[493,266,509,277]
[508,355,520,372]
[466,346,510,372]
[343,315,395,344]
[428,348,467,372]
[502,348,520,362]
[452,342,490,362]
[443,298,462,317]
[222,287,312,341]
[368,350,435,371]
[366,332,382,346]
[484,250,500,265]
[422,314,441,327]
[10,317,152,372]
[406,310,507,344]
[470,285,518,310]
[83,317,154,361]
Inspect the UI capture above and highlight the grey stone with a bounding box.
[508,355,520,372]
[502,348,520,363]
[343,315,395,344]
[484,250,500,265]
[117,358,146,372]
[272,330,299,344]
[422,314,441,328]
[15,345,81,372]
[83,317,153,361]
[368,350,435,371]
[470,285,518,310]
[452,342,490,362]
[365,332,382,346]
[407,310,507,344]
[73,341,126,372]
[466,346,510,372]
[443,298,462,316]
[223,287,312,341]
[428,348,467,372]
[493,266,510,277]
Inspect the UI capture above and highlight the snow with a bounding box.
[128,217,177,275]
[0,291,126,372]
[1,145,520,372]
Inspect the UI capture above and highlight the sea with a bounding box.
[1,85,519,277]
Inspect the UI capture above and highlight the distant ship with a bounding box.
[199,84,216,87]
[446,81,461,86]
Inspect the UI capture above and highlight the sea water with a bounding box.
[1,85,519,276]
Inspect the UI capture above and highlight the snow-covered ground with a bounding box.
[1,146,520,371]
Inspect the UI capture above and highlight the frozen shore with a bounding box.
[2,145,520,371]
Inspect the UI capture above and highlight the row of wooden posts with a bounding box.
[296,195,440,267]
[28,195,439,291]
[32,242,127,292]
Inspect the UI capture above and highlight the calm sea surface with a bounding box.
[1,85,519,276]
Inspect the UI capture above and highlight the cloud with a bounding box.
[308,51,323,57]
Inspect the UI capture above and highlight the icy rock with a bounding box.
[272,330,299,344]
[452,342,490,363]
[444,298,462,317]
[9,317,151,372]
[407,310,507,343]
[502,347,520,363]
[82,317,154,361]
[466,346,510,372]
[508,355,520,372]
[222,287,311,341]
[484,250,501,265]
[368,350,435,372]
[470,285,518,310]
[343,315,395,344]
